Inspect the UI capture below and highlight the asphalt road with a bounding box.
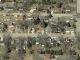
[0,12,74,17]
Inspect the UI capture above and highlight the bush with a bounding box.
[27,41,32,48]
[34,17,40,25]
[1,0,5,3]
[44,49,63,55]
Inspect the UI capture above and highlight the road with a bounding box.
[0,12,74,17]
[52,14,74,17]
[0,33,75,38]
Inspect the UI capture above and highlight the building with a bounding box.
[6,6,14,10]
[51,8,60,14]
[15,15,23,20]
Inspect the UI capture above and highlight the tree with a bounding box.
[73,24,76,28]
[41,20,48,28]
[50,0,56,4]
[2,53,10,60]
[56,1,62,8]
[43,0,51,4]
[3,23,8,28]
[36,0,43,3]
[3,34,12,53]
[23,15,26,20]
[24,21,28,29]
[18,37,26,54]
[69,0,73,3]
[47,9,51,13]
[27,41,32,48]
[34,17,40,25]
[1,0,5,3]
[77,54,80,60]
[31,0,36,3]
[32,39,36,45]
[13,0,16,2]
[66,22,71,27]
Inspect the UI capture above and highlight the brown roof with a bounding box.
[41,54,51,59]
[15,16,23,20]
[51,8,60,10]
[26,16,34,18]
[3,16,10,20]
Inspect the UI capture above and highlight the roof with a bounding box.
[39,16,49,20]
[15,16,23,20]
[26,16,34,18]
[31,7,37,9]
[41,54,51,59]
[66,5,71,10]
[66,28,74,31]
[6,6,14,9]
[3,16,10,21]
[51,8,60,10]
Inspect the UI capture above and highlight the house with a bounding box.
[15,15,23,20]
[51,8,60,14]
[17,7,23,11]
[65,28,74,35]
[3,16,11,21]
[65,6,71,13]
[6,6,14,10]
